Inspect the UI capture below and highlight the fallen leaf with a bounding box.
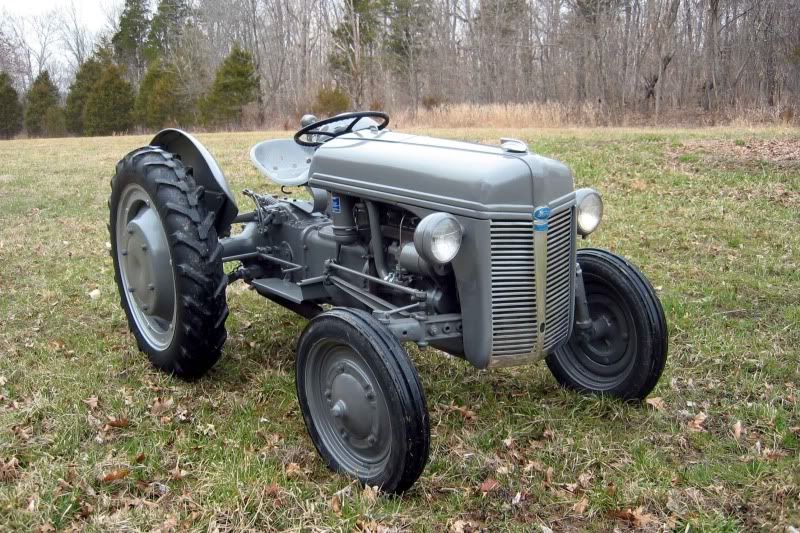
[88,289,101,300]
[135,452,145,464]
[542,429,555,440]
[105,417,130,429]
[645,397,666,411]
[99,468,130,483]
[631,179,648,191]
[362,484,379,504]
[613,506,656,528]
[263,482,281,498]
[150,397,174,417]
[578,471,593,489]
[451,520,479,533]
[688,412,708,432]
[0,457,21,482]
[0,375,6,386]
[171,459,187,480]
[606,482,617,497]
[441,402,477,422]
[479,478,499,493]
[733,420,743,440]
[545,466,554,486]
[524,460,546,473]
[83,396,99,410]
[511,491,524,505]
[330,494,342,514]
[502,435,515,449]
[153,516,178,533]
[285,462,302,478]
[572,496,589,515]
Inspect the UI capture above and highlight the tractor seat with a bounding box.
[250,139,315,186]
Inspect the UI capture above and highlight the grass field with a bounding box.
[0,127,798,531]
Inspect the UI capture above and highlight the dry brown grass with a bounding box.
[388,103,798,130]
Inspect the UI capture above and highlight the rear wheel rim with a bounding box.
[116,183,176,350]
[561,274,638,389]
[304,339,392,478]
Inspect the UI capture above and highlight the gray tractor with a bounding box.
[109,111,667,493]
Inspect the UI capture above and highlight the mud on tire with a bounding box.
[109,147,228,378]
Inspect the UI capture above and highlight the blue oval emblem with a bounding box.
[533,207,551,220]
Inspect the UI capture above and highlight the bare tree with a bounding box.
[59,1,95,72]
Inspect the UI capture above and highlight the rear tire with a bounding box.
[295,308,430,494]
[546,248,667,400]
[109,147,228,378]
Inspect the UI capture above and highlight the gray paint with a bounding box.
[218,127,581,369]
[308,130,574,218]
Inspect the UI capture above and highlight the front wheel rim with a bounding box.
[561,276,638,389]
[115,183,176,351]
[304,339,392,478]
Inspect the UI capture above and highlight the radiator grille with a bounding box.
[489,207,575,357]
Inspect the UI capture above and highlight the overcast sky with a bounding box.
[0,0,118,34]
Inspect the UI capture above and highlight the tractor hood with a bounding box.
[307,130,574,218]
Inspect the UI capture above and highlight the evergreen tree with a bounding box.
[199,46,259,128]
[112,0,151,85]
[383,0,432,106]
[145,0,191,62]
[84,64,135,136]
[135,61,185,129]
[329,0,382,107]
[0,72,23,139]
[65,58,105,135]
[24,71,60,137]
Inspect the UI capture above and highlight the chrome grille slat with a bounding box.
[490,206,576,358]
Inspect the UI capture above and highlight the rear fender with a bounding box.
[150,129,238,235]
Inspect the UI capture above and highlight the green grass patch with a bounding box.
[0,128,798,530]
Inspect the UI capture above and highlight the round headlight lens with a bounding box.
[414,213,463,264]
[576,188,603,236]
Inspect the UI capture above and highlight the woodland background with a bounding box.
[0,0,799,138]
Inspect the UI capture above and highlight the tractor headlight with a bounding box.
[414,213,463,264]
[575,188,603,236]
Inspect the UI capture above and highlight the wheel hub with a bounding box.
[327,366,378,441]
[122,209,174,319]
[305,341,392,477]
[116,184,176,350]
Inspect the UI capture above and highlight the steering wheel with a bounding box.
[294,111,390,147]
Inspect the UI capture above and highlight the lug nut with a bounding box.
[148,284,155,291]
[141,245,148,252]
[366,391,375,401]
[128,286,136,293]
[331,400,345,418]
[121,250,128,256]
[367,435,376,445]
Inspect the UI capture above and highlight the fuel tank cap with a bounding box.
[500,138,529,153]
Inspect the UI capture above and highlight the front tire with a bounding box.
[109,147,228,378]
[546,248,668,400]
[295,308,430,494]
